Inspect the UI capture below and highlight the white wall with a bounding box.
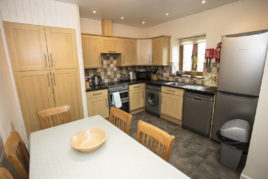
[147,0,268,48]
[80,17,147,38]
[240,53,268,179]
[0,0,88,142]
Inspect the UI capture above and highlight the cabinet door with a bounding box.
[121,39,136,66]
[15,71,54,136]
[152,37,170,66]
[4,22,48,71]
[45,27,78,69]
[129,89,145,111]
[82,35,101,68]
[87,96,109,118]
[101,37,122,53]
[52,69,83,121]
[137,39,152,65]
[161,93,183,120]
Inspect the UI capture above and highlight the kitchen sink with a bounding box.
[182,85,208,90]
[165,82,185,86]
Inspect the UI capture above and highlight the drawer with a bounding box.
[87,89,108,98]
[162,86,184,96]
[129,83,145,91]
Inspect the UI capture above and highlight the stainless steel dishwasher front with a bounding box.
[182,92,214,137]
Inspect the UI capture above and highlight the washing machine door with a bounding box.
[146,91,159,107]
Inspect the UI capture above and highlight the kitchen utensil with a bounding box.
[70,129,106,153]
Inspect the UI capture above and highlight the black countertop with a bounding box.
[86,80,217,95]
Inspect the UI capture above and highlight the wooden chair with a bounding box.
[137,120,175,161]
[4,131,29,179]
[0,168,13,179]
[37,105,71,129]
[109,107,132,134]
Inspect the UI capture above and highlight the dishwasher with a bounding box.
[182,92,214,137]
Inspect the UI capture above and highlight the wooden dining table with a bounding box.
[29,115,189,179]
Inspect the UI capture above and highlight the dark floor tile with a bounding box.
[131,111,241,179]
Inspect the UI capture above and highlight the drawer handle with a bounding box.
[167,90,175,92]
[93,92,103,96]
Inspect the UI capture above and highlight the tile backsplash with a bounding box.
[85,56,220,85]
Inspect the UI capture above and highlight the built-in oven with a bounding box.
[108,84,129,112]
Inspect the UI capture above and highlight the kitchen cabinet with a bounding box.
[161,86,184,125]
[45,27,78,69]
[117,38,136,66]
[82,35,101,68]
[87,89,109,118]
[14,71,55,136]
[4,22,48,71]
[129,83,145,114]
[52,69,83,121]
[136,39,152,65]
[101,37,122,53]
[152,36,170,66]
[4,22,83,136]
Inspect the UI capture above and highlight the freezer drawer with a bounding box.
[218,31,268,96]
[182,92,214,137]
[211,92,258,141]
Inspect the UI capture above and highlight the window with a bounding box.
[179,36,206,75]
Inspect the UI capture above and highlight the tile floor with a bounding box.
[130,111,242,179]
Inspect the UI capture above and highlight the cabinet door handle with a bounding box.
[53,72,56,86]
[99,55,101,65]
[93,92,102,96]
[47,72,50,87]
[44,54,48,68]
[122,55,124,64]
[106,100,108,108]
[50,53,53,67]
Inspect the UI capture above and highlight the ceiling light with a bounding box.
[92,10,97,14]
[165,12,169,16]
[121,16,124,20]
[201,0,206,4]
[141,21,146,24]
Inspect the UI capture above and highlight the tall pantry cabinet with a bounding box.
[4,22,83,136]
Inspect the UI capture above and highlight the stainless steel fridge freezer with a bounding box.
[212,30,268,141]
[217,30,268,96]
[211,92,258,140]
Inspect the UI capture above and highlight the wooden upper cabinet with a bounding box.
[52,69,83,121]
[136,39,152,66]
[14,70,55,136]
[152,36,170,66]
[101,37,122,53]
[45,27,78,69]
[82,35,101,68]
[4,22,48,71]
[118,38,136,66]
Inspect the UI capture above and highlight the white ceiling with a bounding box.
[59,0,238,28]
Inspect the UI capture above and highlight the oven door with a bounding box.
[109,92,129,112]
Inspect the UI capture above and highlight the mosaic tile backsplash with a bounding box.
[85,56,220,85]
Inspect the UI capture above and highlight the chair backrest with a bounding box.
[137,120,175,161]
[37,105,71,129]
[4,131,29,179]
[0,167,13,179]
[109,107,132,134]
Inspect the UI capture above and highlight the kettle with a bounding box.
[93,75,102,86]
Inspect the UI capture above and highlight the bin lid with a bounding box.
[220,119,250,143]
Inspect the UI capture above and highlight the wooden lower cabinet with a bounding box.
[87,89,109,118]
[15,71,55,136]
[52,69,83,121]
[15,69,83,136]
[129,83,145,114]
[161,86,184,125]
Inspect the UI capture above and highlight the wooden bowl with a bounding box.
[70,129,106,153]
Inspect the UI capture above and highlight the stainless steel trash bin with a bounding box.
[217,119,250,169]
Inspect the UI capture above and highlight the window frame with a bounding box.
[179,36,206,76]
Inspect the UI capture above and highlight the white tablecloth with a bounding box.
[30,115,189,179]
